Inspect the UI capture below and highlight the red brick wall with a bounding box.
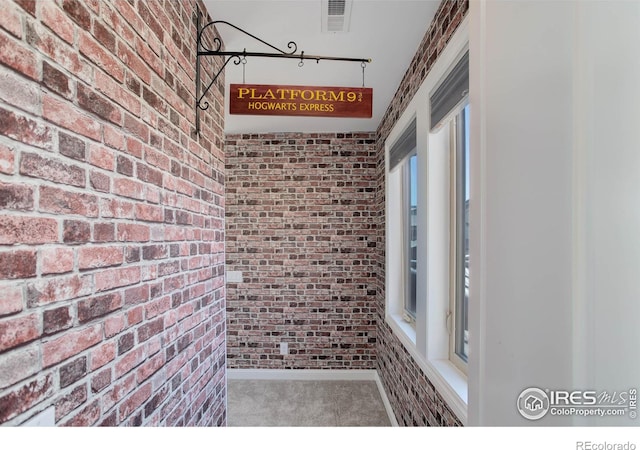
[375,0,468,426]
[0,0,226,426]
[225,132,377,369]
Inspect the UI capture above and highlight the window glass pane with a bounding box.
[405,154,417,318]
[455,105,470,361]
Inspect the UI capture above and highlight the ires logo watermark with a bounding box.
[517,387,638,421]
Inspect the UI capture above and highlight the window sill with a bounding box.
[387,312,417,347]
[428,359,468,424]
[385,312,468,425]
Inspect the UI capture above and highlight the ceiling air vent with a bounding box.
[322,0,353,33]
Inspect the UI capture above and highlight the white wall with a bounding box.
[577,2,640,426]
[469,0,640,426]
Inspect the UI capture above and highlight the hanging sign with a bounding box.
[229,84,372,118]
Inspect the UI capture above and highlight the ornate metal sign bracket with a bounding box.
[194,10,371,134]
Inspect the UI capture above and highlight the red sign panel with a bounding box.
[229,84,372,118]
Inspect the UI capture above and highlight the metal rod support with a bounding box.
[198,50,371,64]
[195,11,202,134]
[194,15,371,135]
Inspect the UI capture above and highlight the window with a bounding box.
[404,152,418,321]
[388,118,418,324]
[430,49,469,373]
[450,104,470,369]
[384,16,469,424]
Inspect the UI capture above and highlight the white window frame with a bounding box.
[448,107,470,374]
[384,16,469,425]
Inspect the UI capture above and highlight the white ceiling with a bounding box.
[202,0,440,134]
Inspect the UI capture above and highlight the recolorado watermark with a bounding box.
[576,442,636,450]
[517,387,638,421]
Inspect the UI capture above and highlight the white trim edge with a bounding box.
[227,368,378,381]
[374,371,399,427]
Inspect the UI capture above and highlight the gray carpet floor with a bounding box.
[227,379,392,427]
